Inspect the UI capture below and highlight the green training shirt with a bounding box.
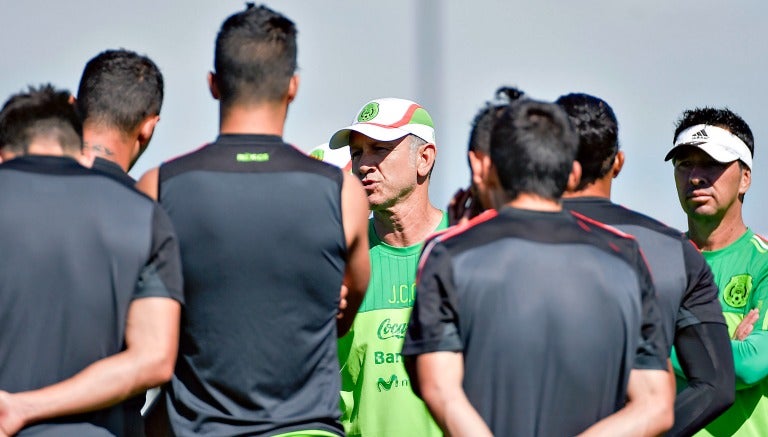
[673,229,768,436]
[338,214,448,437]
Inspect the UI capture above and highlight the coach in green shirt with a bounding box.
[329,97,446,437]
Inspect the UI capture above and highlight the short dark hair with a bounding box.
[214,3,297,108]
[490,99,579,201]
[673,107,754,157]
[468,86,525,155]
[77,49,164,135]
[555,93,619,190]
[0,84,82,156]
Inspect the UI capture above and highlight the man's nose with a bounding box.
[356,153,375,174]
[689,168,708,187]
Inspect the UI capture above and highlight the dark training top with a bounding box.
[403,207,667,437]
[90,157,148,436]
[92,157,135,185]
[159,135,347,436]
[563,197,731,436]
[563,198,724,342]
[0,156,183,437]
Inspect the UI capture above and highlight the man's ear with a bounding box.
[566,160,583,192]
[138,115,160,145]
[417,142,437,178]
[207,71,220,100]
[125,115,161,170]
[468,150,490,187]
[739,166,752,195]
[612,150,625,178]
[287,74,299,104]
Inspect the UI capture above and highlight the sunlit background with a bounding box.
[2,1,765,232]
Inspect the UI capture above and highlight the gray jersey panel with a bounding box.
[0,170,152,391]
[160,138,346,436]
[618,224,686,345]
[0,156,181,436]
[452,239,640,436]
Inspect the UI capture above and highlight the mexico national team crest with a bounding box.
[723,274,752,308]
[357,102,379,122]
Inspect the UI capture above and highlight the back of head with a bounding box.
[77,49,163,135]
[555,93,618,190]
[214,3,297,108]
[673,107,754,156]
[469,86,525,155]
[0,84,82,157]
[490,99,579,201]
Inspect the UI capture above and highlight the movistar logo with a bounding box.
[377,318,407,340]
[691,129,708,140]
[377,375,398,392]
[236,152,269,162]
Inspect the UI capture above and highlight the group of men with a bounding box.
[0,3,766,437]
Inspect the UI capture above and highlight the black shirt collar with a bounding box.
[92,157,135,184]
[215,134,284,146]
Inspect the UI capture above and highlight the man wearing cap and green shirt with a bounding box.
[667,107,768,436]
[309,142,352,173]
[329,98,446,437]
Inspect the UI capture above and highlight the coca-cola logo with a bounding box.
[377,318,408,340]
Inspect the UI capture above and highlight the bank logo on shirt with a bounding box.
[374,351,403,364]
[723,274,752,308]
[377,318,408,340]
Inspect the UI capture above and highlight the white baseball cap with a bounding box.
[308,143,352,173]
[665,124,753,169]
[329,98,436,149]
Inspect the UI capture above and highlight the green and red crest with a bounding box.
[357,102,379,122]
[723,274,752,308]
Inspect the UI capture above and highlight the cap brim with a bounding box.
[664,143,742,164]
[329,124,412,149]
[664,146,681,162]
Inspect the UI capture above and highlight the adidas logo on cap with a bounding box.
[691,129,708,140]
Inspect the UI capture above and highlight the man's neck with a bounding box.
[26,140,66,157]
[83,127,132,172]
[562,178,612,200]
[372,192,443,248]
[688,209,748,251]
[505,193,562,212]
[219,102,287,137]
